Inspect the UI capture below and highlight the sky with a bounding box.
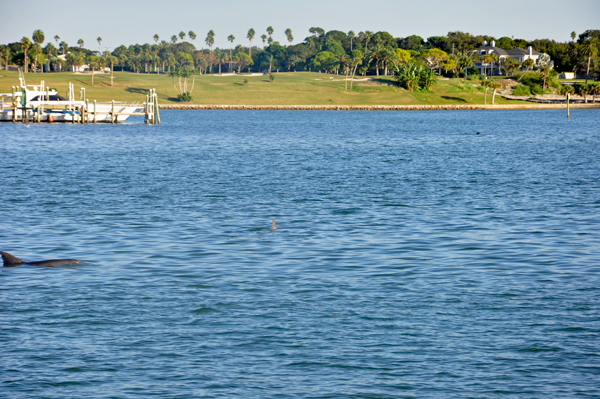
[1,0,598,50]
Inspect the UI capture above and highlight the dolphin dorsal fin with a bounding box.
[271,219,277,230]
[1,252,26,266]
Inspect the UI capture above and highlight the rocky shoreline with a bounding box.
[159,104,600,111]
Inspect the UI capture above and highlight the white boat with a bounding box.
[0,74,145,123]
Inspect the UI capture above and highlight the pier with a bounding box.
[0,79,160,124]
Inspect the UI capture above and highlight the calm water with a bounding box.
[1,110,599,398]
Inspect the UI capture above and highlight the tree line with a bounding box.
[1,28,598,94]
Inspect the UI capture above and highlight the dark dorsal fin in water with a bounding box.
[1,251,82,267]
[1,251,25,266]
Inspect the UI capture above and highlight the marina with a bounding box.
[0,73,160,124]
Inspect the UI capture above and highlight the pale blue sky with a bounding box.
[1,0,598,50]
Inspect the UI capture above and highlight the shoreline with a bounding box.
[158,104,600,111]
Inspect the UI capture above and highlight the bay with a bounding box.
[1,109,599,398]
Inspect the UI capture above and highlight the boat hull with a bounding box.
[0,104,143,123]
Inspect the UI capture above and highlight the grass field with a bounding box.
[0,70,527,106]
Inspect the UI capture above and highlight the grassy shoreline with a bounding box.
[1,71,598,109]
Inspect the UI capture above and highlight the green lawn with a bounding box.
[0,70,527,106]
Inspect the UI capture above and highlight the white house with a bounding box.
[474,40,543,76]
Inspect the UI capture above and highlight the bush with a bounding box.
[520,72,542,88]
[512,84,531,96]
[559,84,575,95]
[243,78,248,86]
[467,67,480,76]
[530,84,544,95]
[393,61,437,91]
[520,70,561,92]
[269,74,275,82]
[177,92,193,102]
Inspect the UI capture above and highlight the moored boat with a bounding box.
[0,73,145,123]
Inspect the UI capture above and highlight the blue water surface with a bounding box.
[1,109,599,398]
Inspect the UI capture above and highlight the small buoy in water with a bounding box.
[477,132,481,135]
[48,115,54,123]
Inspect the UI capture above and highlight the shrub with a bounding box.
[559,84,575,95]
[269,74,275,82]
[177,92,193,102]
[512,84,531,96]
[530,84,544,95]
[243,78,248,86]
[393,60,437,91]
[520,72,543,88]
[520,70,561,92]
[467,67,480,76]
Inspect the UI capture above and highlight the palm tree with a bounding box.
[490,81,503,104]
[171,35,178,44]
[261,34,267,48]
[97,37,102,48]
[30,44,42,73]
[580,38,599,83]
[21,37,32,73]
[54,35,60,47]
[60,41,68,55]
[481,53,495,77]
[539,67,551,89]
[571,31,576,42]
[577,83,592,103]
[363,31,373,54]
[154,34,160,43]
[78,38,84,48]
[188,31,196,42]
[368,45,385,76]
[348,31,355,51]
[215,50,227,74]
[118,53,128,72]
[3,46,10,71]
[591,82,600,103]
[267,26,274,40]
[456,53,473,77]
[205,30,215,52]
[247,28,255,57]
[108,55,117,86]
[285,28,293,45]
[88,56,99,86]
[0,46,4,71]
[227,34,235,72]
[482,80,495,104]
[519,58,535,81]
[179,31,186,41]
[46,42,56,57]
[349,50,363,89]
[32,30,45,46]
